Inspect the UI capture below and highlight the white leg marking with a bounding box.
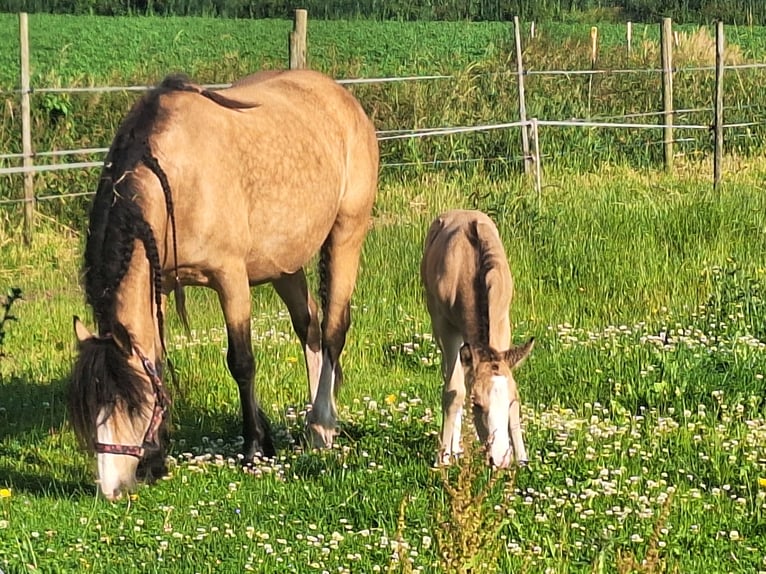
[307,349,338,448]
[488,375,512,468]
[305,344,323,404]
[509,399,527,464]
[438,339,464,466]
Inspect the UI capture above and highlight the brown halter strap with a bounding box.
[93,344,170,459]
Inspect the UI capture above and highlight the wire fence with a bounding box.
[1,13,763,244]
[2,60,762,176]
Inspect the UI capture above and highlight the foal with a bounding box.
[421,210,534,468]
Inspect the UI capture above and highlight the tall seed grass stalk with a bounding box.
[614,491,676,574]
[435,424,515,573]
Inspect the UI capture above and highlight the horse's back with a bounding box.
[421,210,513,343]
[135,70,378,280]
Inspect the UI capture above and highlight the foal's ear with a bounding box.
[111,322,133,356]
[504,337,535,369]
[73,316,94,343]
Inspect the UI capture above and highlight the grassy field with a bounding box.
[1,159,766,572]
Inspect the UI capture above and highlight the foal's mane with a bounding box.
[466,220,500,350]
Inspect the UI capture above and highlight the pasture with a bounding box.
[2,160,766,572]
[1,12,766,573]
[4,13,766,192]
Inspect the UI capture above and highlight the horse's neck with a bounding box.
[467,266,511,352]
[113,242,161,362]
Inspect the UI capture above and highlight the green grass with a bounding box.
[0,14,512,88]
[1,162,766,572]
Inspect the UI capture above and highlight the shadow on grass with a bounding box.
[0,375,69,438]
[0,461,97,498]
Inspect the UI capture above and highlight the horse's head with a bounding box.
[69,317,169,500]
[460,338,534,468]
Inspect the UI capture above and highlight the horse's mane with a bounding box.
[466,220,501,349]
[69,338,149,451]
[85,74,255,337]
[74,75,256,447]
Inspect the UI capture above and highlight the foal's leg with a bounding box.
[272,270,322,403]
[434,319,465,465]
[215,270,275,460]
[306,217,367,448]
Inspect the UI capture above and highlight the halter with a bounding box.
[94,344,170,459]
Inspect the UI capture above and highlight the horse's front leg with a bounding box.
[435,326,465,466]
[216,270,275,461]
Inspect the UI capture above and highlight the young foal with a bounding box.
[69,70,379,499]
[421,210,534,468]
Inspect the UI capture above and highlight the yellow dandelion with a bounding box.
[129,493,139,501]
[286,356,298,364]
[758,478,766,489]
[0,488,11,499]
[384,394,397,405]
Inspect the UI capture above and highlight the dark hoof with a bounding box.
[242,441,276,466]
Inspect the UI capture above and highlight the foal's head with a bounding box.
[69,318,168,500]
[460,338,534,468]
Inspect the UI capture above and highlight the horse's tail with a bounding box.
[158,74,258,111]
[141,152,190,335]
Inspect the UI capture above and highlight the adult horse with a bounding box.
[69,70,379,500]
[421,210,533,468]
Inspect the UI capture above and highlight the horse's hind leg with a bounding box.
[215,270,275,460]
[272,270,322,405]
[306,216,368,448]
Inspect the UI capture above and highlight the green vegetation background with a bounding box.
[1,0,765,25]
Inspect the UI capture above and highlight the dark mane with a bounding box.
[84,73,250,338]
[69,338,150,451]
[467,220,498,349]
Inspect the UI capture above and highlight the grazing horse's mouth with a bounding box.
[93,344,169,460]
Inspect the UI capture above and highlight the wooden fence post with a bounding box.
[530,118,542,207]
[289,9,307,70]
[513,16,532,175]
[20,12,34,245]
[588,26,598,117]
[661,17,674,172]
[713,20,724,190]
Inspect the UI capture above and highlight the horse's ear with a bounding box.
[73,316,93,343]
[504,337,535,369]
[459,343,474,367]
[111,322,133,356]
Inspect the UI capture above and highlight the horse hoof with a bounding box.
[306,422,338,449]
